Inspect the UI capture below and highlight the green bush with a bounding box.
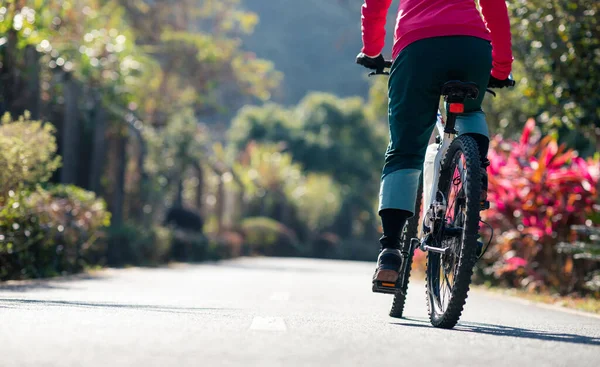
[106,223,173,266]
[0,113,61,198]
[212,231,245,259]
[170,229,209,262]
[310,232,341,259]
[0,114,111,280]
[240,217,300,256]
[287,173,341,234]
[0,186,110,280]
[106,224,227,266]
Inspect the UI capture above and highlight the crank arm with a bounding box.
[422,245,450,255]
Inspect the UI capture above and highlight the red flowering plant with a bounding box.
[480,119,600,294]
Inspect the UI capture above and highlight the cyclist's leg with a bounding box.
[444,36,493,205]
[378,39,446,248]
[374,39,444,288]
[380,39,452,219]
[445,36,493,159]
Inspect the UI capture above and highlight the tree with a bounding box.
[118,0,282,125]
[228,92,387,238]
[486,0,599,153]
[145,108,207,211]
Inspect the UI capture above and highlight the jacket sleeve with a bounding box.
[480,0,513,79]
[361,0,393,57]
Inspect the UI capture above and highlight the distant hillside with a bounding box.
[241,0,398,105]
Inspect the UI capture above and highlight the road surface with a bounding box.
[1,257,599,366]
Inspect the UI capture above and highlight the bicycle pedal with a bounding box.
[372,280,401,294]
[480,201,490,210]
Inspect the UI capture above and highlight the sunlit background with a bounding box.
[0,0,598,302]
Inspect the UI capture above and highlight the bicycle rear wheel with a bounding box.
[425,135,481,329]
[389,174,422,319]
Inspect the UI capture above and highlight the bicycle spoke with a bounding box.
[446,169,459,222]
[440,268,446,309]
[443,269,450,309]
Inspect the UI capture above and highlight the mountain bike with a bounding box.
[370,61,514,329]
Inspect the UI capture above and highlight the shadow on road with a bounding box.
[0,273,100,292]
[393,317,600,347]
[0,298,232,315]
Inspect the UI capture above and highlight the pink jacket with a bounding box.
[361,0,513,79]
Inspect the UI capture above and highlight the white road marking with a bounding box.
[250,317,287,331]
[269,292,290,301]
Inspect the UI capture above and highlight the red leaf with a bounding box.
[506,256,528,268]
[520,118,536,146]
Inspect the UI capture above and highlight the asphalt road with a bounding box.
[1,257,599,367]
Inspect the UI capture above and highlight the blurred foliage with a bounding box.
[0,113,109,279]
[232,143,342,242]
[0,0,281,115]
[365,77,389,123]
[240,216,300,256]
[0,113,61,197]
[558,225,600,263]
[294,93,385,189]
[1,0,599,298]
[484,0,599,154]
[0,0,284,276]
[0,185,109,280]
[234,143,304,204]
[229,92,386,240]
[231,93,386,189]
[480,119,600,295]
[145,109,207,206]
[106,223,173,266]
[0,0,154,107]
[117,0,281,121]
[169,229,210,262]
[288,174,341,234]
[510,0,599,131]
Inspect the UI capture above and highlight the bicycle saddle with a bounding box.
[441,81,480,101]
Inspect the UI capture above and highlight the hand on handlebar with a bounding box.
[356,53,386,70]
[356,53,392,76]
[488,75,515,89]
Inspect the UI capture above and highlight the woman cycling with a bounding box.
[356,0,514,292]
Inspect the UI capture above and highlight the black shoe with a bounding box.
[372,248,402,294]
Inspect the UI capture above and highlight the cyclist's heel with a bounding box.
[372,249,402,294]
[373,279,401,294]
[373,268,400,294]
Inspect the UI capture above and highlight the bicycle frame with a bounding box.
[421,109,457,232]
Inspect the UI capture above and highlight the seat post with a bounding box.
[444,113,459,135]
[444,99,465,134]
[440,80,480,135]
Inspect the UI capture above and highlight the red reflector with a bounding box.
[449,103,464,113]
